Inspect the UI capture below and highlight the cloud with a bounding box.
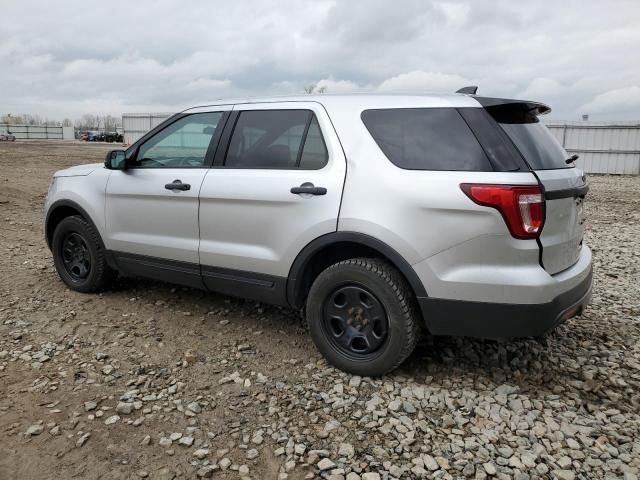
[377,71,472,93]
[580,86,640,114]
[519,78,566,101]
[315,78,361,93]
[0,0,639,120]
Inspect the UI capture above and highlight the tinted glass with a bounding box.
[458,108,526,172]
[487,105,571,170]
[225,110,312,169]
[299,116,329,169]
[134,112,222,168]
[361,108,492,171]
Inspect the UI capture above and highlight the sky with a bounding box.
[1,0,640,121]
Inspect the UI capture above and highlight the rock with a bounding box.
[141,435,151,445]
[362,474,381,480]
[338,443,355,458]
[156,467,176,480]
[84,401,97,411]
[104,415,120,425]
[101,364,115,375]
[159,437,172,447]
[193,448,209,459]
[116,402,133,415]
[196,466,216,478]
[187,401,201,414]
[495,384,518,395]
[388,399,401,411]
[552,471,575,480]
[424,455,439,471]
[76,432,90,447]
[178,436,194,446]
[483,462,497,475]
[238,465,250,475]
[219,458,232,470]
[318,458,336,471]
[402,401,416,414]
[25,424,44,436]
[246,448,259,459]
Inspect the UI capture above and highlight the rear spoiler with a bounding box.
[456,86,551,116]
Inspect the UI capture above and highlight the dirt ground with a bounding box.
[0,141,639,480]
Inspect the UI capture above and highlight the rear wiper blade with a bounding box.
[565,154,579,164]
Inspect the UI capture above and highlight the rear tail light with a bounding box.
[460,184,545,239]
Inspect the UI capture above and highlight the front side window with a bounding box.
[133,112,223,168]
[225,110,328,169]
[361,108,493,171]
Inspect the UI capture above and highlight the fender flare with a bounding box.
[286,231,428,308]
[45,199,105,251]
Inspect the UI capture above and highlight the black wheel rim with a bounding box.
[322,284,389,357]
[61,232,91,280]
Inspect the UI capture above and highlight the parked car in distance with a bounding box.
[105,131,123,143]
[44,90,592,376]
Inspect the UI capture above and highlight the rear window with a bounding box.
[486,104,571,170]
[361,108,493,171]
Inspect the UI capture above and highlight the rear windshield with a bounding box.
[361,108,493,171]
[486,104,571,170]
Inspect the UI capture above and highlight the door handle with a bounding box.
[165,180,191,191]
[290,182,327,196]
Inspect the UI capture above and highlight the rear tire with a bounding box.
[306,258,420,376]
[51,215,117,293]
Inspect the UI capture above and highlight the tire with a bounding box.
[306,258,420,376]
[51,215,117,293]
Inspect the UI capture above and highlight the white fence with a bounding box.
[120,114,640,175]
[546,121,640,175]
[0,124,74,140]
[122,113,172,145]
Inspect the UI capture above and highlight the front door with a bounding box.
[105,110,227,286]
[198,102,347,303]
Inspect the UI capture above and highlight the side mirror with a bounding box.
[105,150,127,170]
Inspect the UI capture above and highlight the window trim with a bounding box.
[213,109,329,171]
[361,107,496,173]
[127,111,229,170]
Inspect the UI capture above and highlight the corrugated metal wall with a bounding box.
[0,124,68,140]
[546,121,640,175]
[122,113,172,144]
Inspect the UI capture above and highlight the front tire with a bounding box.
[306,258,420,376]
[51,215,117,293]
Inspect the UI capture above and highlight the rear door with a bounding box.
[488,104,587,274]
[197,102,346,301]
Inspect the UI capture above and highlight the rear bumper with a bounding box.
[419,265,592,338]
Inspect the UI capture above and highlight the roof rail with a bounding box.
[456,86,478,95]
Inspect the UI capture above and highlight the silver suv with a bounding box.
[45,90,592,376]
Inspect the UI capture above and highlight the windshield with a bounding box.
[487,104,572,170]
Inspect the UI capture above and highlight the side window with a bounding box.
[361,108,493,171]
[225,110,328,169]
[133,112,223,168]
[299,116,329,169]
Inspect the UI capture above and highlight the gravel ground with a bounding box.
[0,141,639,480]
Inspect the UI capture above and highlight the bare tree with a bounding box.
[303,84,327,94]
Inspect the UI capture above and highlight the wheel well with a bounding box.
[289,240,421,309]
[46,205,83,247]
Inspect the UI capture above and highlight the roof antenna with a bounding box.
[456,86,478,95]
